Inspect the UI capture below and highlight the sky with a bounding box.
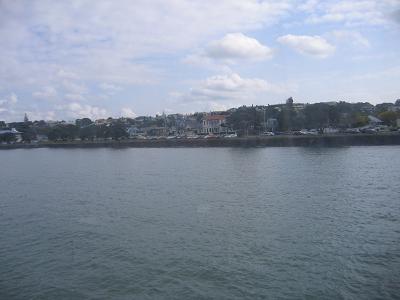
[0,0,400,122]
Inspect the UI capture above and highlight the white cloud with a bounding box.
[0,93,18,106]
[33,86,58,100]
[0,93,18,120]
[330,30,370,48]
[185,73,286,104]
[99,83,122,92]
[60,102,108,120]
[99,83,123,97]
[64,93,86,102]
[0,92,18,110]
[206,33,274,61]
[298,0,320,13]
[26,110,56,121]
[61,80,88,95]
[185,33,273,69]
[277,34,335,58]
[305,0,400,26]
[57,69,79,80]
[121,107,137,118]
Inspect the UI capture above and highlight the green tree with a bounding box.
[95,124,108,139]
[21,129,36,143]
[109,122,128,140]
[47,125,78,141]
[352,114,369,127]
[79,125,96,140]
[63,124,79,140]
[278,107,296,131]
[304,104,324,129]
[75,118,93,128]
[378,111,399,126]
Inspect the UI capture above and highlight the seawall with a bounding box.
[1,133,400,149]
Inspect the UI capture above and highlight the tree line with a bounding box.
[226,100,400,135]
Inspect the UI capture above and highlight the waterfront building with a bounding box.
[202,115,227,134]
[145,127,167,136]
[0,128,22,142]
[266,118,278,131]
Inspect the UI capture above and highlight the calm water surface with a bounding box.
[1,147,400,299]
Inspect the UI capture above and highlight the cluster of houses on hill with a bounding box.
[1,99,400,143]
[105,113,234,138]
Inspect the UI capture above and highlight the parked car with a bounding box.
[345,128,360,134]
[204,134,217,139]
[363,128,378,134]
[308,129,319,135]
[262,131,275,136]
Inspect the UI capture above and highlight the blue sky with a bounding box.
[0,0,399,122]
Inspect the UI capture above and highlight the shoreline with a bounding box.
[1,133,400,149]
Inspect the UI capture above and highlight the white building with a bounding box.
[202,115,227,134]
[368,115,383,126]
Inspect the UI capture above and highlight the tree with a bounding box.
[47,127,62,141]
[378,111,399,126]
[278,107,296,131]
[226,106,261,134]
[47,124,78,141]
[286,97,294,107]
[352,114,369,127]
[79,125,96,140]
[375,103,394,114]
[95,124,108,139]
[303,103,339,129]
[21,129,36,143]
[76,118,93,128]
[63,124,79,140]
[108,122,128,140]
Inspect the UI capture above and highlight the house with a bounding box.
[368,115,383,126]
[266,118,278,131]
[145,127,167,136]
[388,100,400,112]
[0,128,22,142]
[184,117,202,135]
[35,134,48,142]
[95,119,108,125]
[202,114,227,134]
[127,126,144,137]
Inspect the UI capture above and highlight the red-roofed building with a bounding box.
[202,114,227,134]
